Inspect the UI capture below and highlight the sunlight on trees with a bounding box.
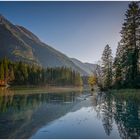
[88,75,97,90]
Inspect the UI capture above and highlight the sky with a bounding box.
[0,1,129,63]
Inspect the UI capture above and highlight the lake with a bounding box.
[0,88,140,139]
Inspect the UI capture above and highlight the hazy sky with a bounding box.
[0,1,129,63]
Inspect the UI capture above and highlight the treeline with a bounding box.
[96,2,140,90]
[0,58,83,86]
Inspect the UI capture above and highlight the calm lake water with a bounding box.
[0,88,140,139]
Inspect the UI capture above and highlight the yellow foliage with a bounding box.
[88,75,97,87]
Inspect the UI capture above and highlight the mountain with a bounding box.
[71,58,97,75]
[84,63,98,73]
[0,15,96,76]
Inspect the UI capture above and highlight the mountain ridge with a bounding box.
[71,58,97,75]
[0,14,96,76]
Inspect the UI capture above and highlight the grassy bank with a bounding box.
[111,89,140,102]
[0,86,86,96]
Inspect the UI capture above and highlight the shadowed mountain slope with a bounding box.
[0,15,96,75]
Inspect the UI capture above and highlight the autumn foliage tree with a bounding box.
[88,75,97,90]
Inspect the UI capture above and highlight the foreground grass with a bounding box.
[0,86,85,96]
[111,89,140,102]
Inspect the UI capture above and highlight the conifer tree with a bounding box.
[3,57,8,81]
[113,42,123,88]
[0,62,4,80]
[9,67,15,82]
[114,2,140,88]
[101,44,113,89]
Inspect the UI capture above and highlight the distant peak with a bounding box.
[0,15,23,30]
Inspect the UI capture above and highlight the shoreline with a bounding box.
[0,86,90,96]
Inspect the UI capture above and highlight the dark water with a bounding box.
[0,89,140,139]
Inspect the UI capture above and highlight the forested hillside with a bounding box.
[0,58,83,86]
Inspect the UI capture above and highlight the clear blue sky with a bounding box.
[0,1,129,63]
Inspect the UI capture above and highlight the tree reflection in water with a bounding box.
[0,90,81,139]
[92,91,140,139]
[0,88,140,139]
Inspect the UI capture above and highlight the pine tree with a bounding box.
[0,58,82,86]
[3,57,8,81]
[101,44,113,89]
[114,2,140,88]
[9,67,15,82]
[0,62,4,81]
[113,42,123,88]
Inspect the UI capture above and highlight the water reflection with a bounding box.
[0,89,140,139]
[92,92,140,139]
[0,90,83,138]
[0,90,80,113]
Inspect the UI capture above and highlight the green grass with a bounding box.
[111,89,140,102]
